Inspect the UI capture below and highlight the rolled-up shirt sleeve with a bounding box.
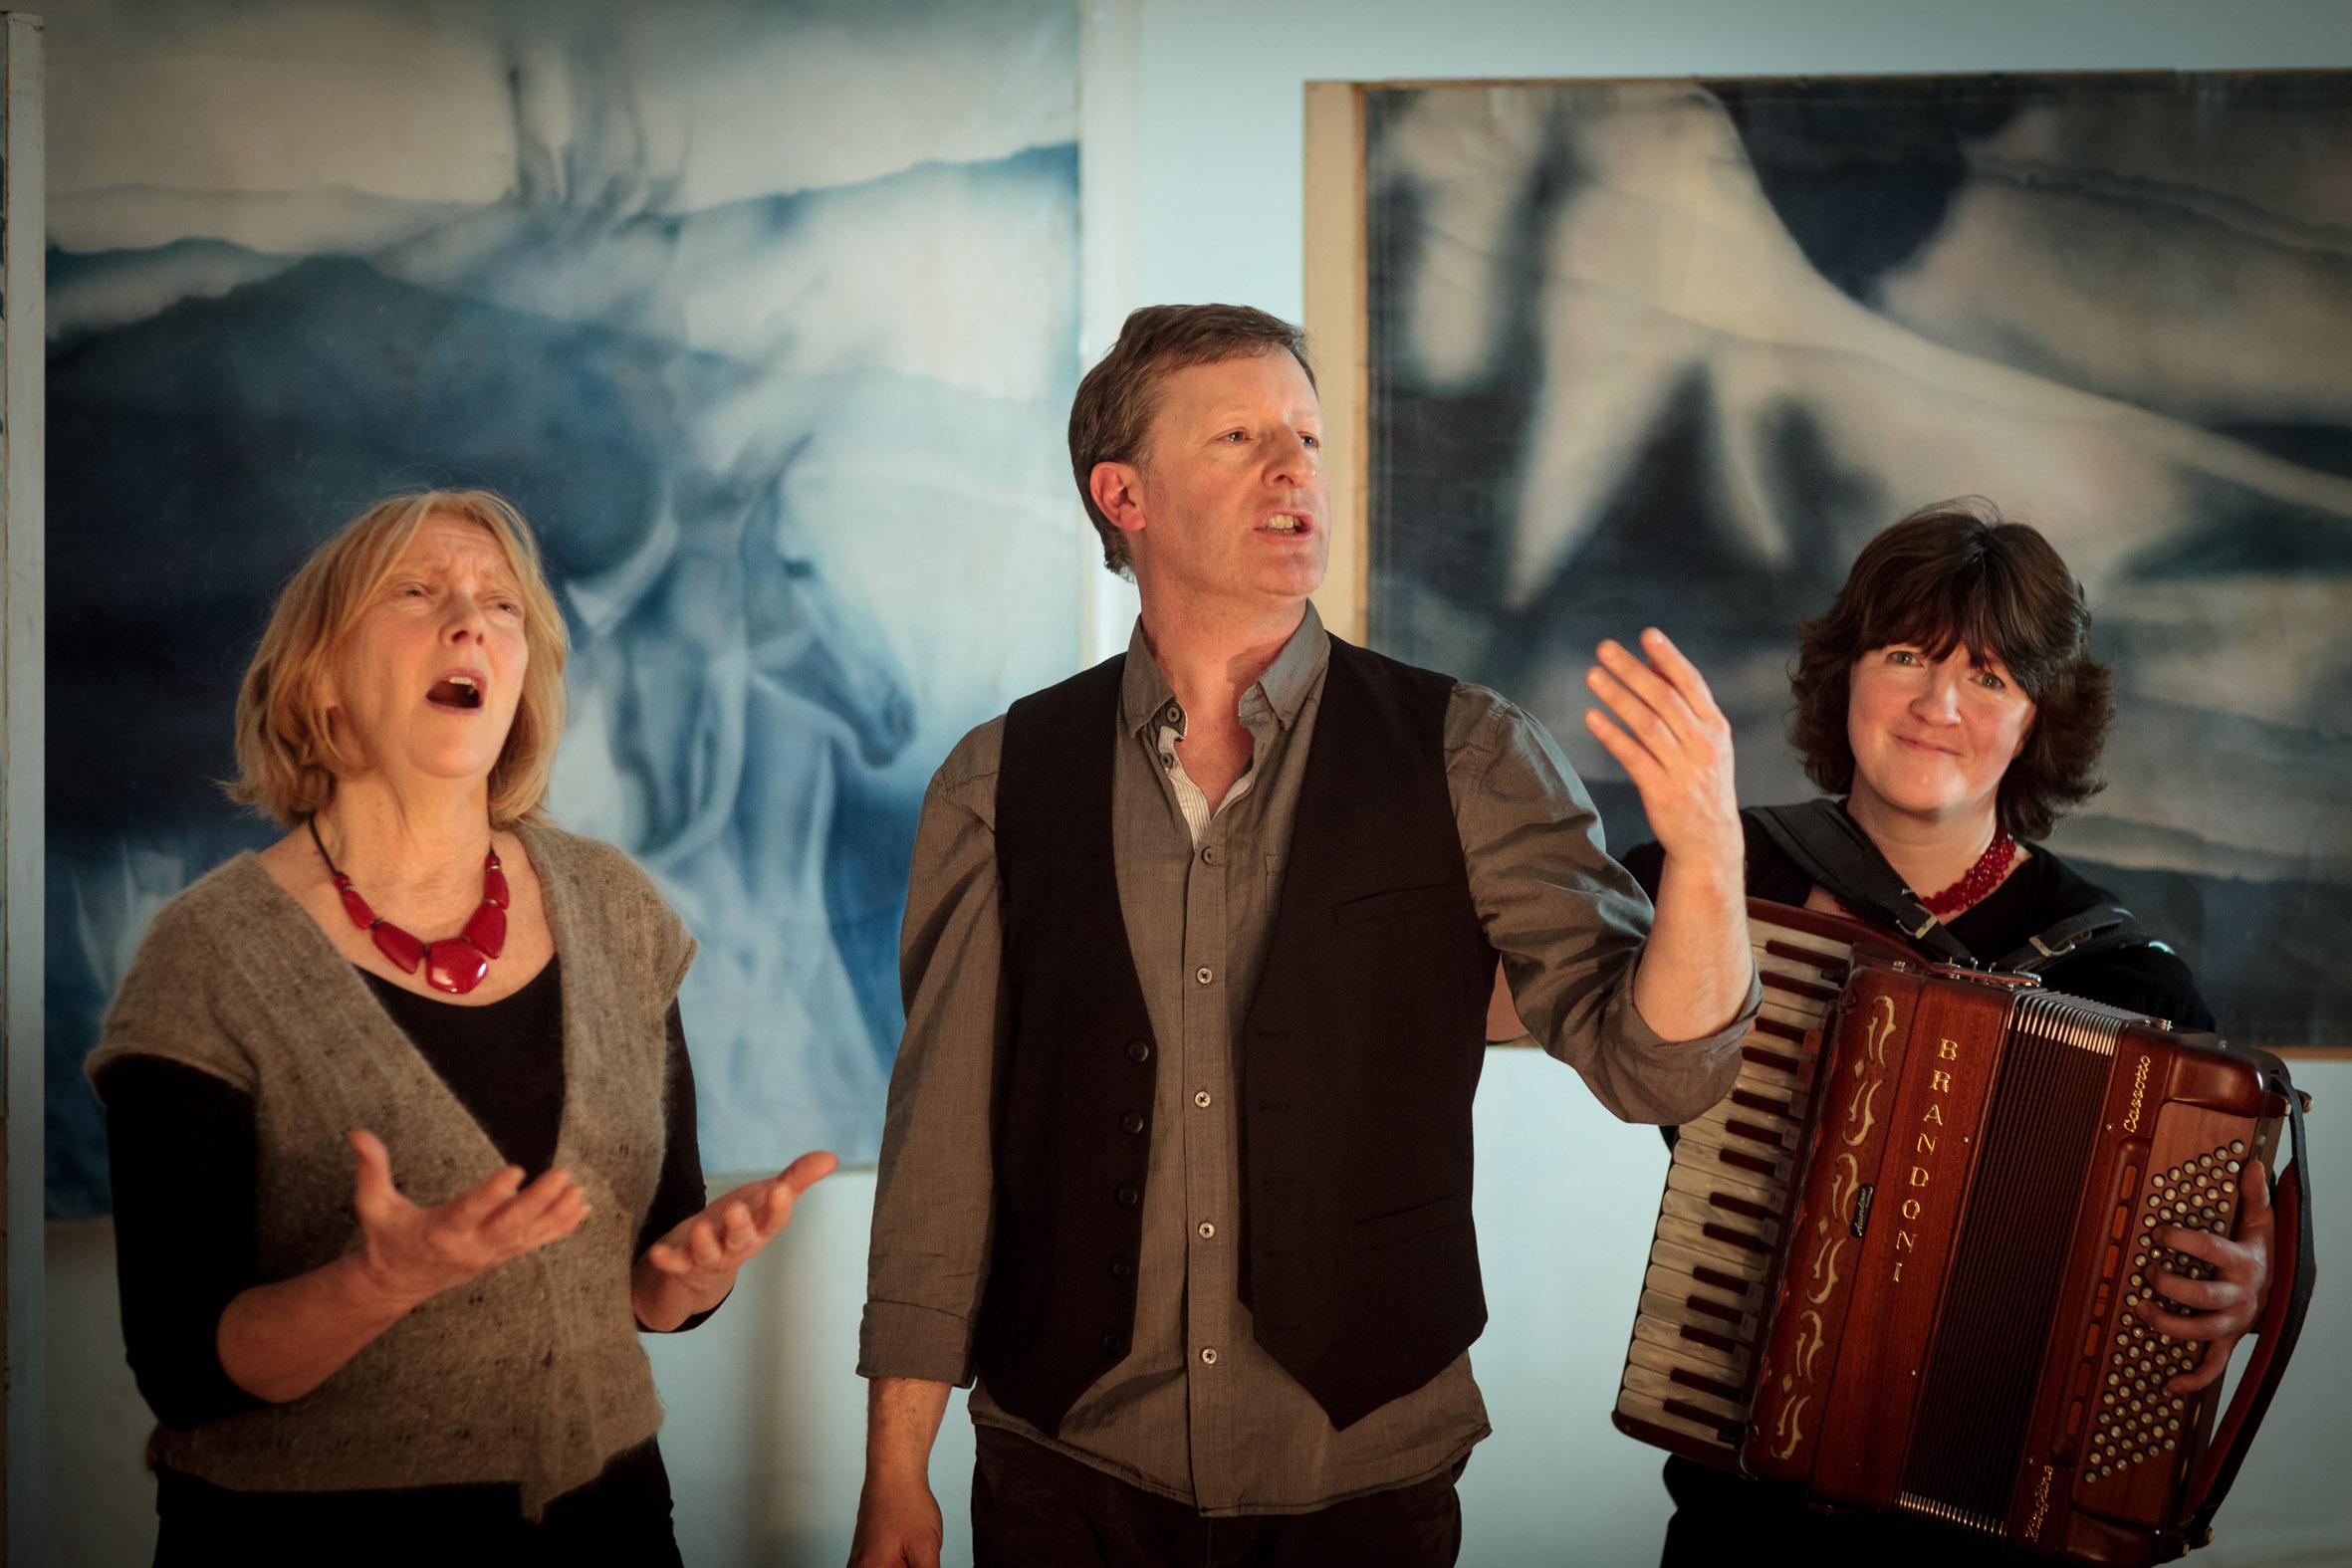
[1447,685,1752,1124]
[857,722,1008,1386]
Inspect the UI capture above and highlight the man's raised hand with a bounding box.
[1583,627,1741,873]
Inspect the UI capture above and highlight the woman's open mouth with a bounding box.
[426,674,485,712]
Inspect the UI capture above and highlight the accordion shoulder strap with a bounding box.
[1756,802,2171,980]
[1992,905,2161,977]
[2183,1060,2315,1548]
[1750,801,1975,965]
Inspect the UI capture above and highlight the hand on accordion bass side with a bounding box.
[2145,1158,2275,1395]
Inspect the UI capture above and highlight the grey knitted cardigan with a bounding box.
[87,822,695,1516]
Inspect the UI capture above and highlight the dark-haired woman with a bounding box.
[1618,501,2272,1562]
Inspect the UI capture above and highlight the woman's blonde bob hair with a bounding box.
[228,490,569,828]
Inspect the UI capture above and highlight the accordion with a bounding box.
[1613,900,2312,1563]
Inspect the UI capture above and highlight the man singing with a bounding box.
[851,304,1758,1566]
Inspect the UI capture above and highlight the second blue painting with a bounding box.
[1359,73,2352,1048]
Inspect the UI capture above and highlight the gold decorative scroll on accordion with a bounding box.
[1613,900,2311,1564]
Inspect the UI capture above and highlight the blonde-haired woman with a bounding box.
[90,491,833,1563]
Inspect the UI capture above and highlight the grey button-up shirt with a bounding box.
[859,603,1755,1515]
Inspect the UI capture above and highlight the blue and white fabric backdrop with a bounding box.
[43,0,1083,1212]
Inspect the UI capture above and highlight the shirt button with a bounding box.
[1197,1221,1216,1239]
[1115,1185,1140,1208]
[1194,966,1214,986]
[1200,1347,1219,1366]
[1193,1090,1212,1109]
[1163,703,1182,727]
[1200,844,1219,865]
[1160,752,1176,769]
[1127,1039,1152,1063]
[1100,1329,1122,1355]
[1109,1257,1133,1281]
[1120,1110,1145,1134]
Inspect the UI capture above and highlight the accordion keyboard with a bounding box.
[1615,914,1854,1456]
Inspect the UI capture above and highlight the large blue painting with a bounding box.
[1360,73,2352,1046]
[44,0,1081,1213]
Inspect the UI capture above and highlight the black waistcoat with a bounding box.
[980,635,1499,1435]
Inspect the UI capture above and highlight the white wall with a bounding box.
[46,3,2352,1565]
[1116,0,2352,324]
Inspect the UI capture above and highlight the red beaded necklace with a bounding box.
[1919,826,2016,918]
[308,816,509,995]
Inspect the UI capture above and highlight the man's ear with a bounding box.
[1090,460,1147,541]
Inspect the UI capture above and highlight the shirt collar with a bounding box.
[1119,601,1330,738]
